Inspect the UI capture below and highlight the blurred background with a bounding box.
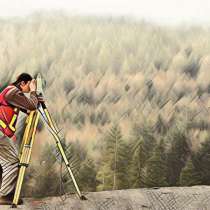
[0,0,210,197]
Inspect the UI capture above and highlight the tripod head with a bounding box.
[36,73,46,108]
[36,73,44,97]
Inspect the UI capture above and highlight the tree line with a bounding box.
[22,118,210,197]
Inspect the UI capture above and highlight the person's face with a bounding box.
[20,81,31,93]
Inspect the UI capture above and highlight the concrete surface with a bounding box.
[2,186,210,210]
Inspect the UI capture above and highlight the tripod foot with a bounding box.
[80,195,87,200]
[11,204,17,208]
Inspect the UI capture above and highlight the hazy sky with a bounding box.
[0,0,209,24]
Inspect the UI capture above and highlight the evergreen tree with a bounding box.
[96,124,128,190]
[96,164,114,191]
[129,123,156,188]
[59,140,87,193]
[166,129,191,186]
[192,136,210,185]
[145,139,168,187]
[78,158,97,192]
[29,143,60,197]
[117,140,131,189]
[154,115,168,135]
[179,157,202,186]
[129,140,147,187]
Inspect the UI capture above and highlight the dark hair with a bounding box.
[12,73,33,88]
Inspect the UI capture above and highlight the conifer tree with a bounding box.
[96,124,128,190]
[166,129,191,186]
[192,137,210,185]
[78,158,97,192]
[129,123,156,188]
[145,139,168,187]
[179,158,202,186]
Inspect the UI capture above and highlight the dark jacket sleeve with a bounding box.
[4,87,39,111]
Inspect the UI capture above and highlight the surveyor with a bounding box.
[0,73,41,205]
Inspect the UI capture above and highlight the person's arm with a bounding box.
[4,87,39,111]
[19,108,30,115]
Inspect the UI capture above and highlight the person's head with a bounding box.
[12,73,33,93]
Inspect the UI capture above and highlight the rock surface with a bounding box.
[2,186,210,210]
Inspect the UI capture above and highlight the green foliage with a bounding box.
[59,140,98,193]
[2,14,210,195]
[154,115,168,136]
[77,158,97,192]
[96,124,129,190]
[166,129,191,186]
[90,108,110,126]
[73,111,86,127]
[129,123,156,188]
[179,158,202,186]
[25,143,60,197]
[181,54,201,78]
[23,141,97,197]
[129,141,147,188]
[192,137,210,185]
[77,88,95,105]
[145,139,168,187]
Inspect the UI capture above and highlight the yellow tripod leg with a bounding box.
[18,114,31,159]
[12,111,40,208]
[41,106,86,200]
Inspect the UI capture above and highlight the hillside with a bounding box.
[0,13,210,146]
[1,13,210,194]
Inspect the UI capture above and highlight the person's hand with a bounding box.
[29,79,37,92]
[37,95,45,103]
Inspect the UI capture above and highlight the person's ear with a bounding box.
[20,81,26,86]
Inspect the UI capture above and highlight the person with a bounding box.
[0,73,41,205]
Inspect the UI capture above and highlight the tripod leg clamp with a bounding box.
[18,163,29,167]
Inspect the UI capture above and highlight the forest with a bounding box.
[0,12,210,196]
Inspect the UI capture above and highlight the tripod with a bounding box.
[12,101,86,208]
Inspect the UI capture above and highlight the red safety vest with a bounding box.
[0,85,19,138]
